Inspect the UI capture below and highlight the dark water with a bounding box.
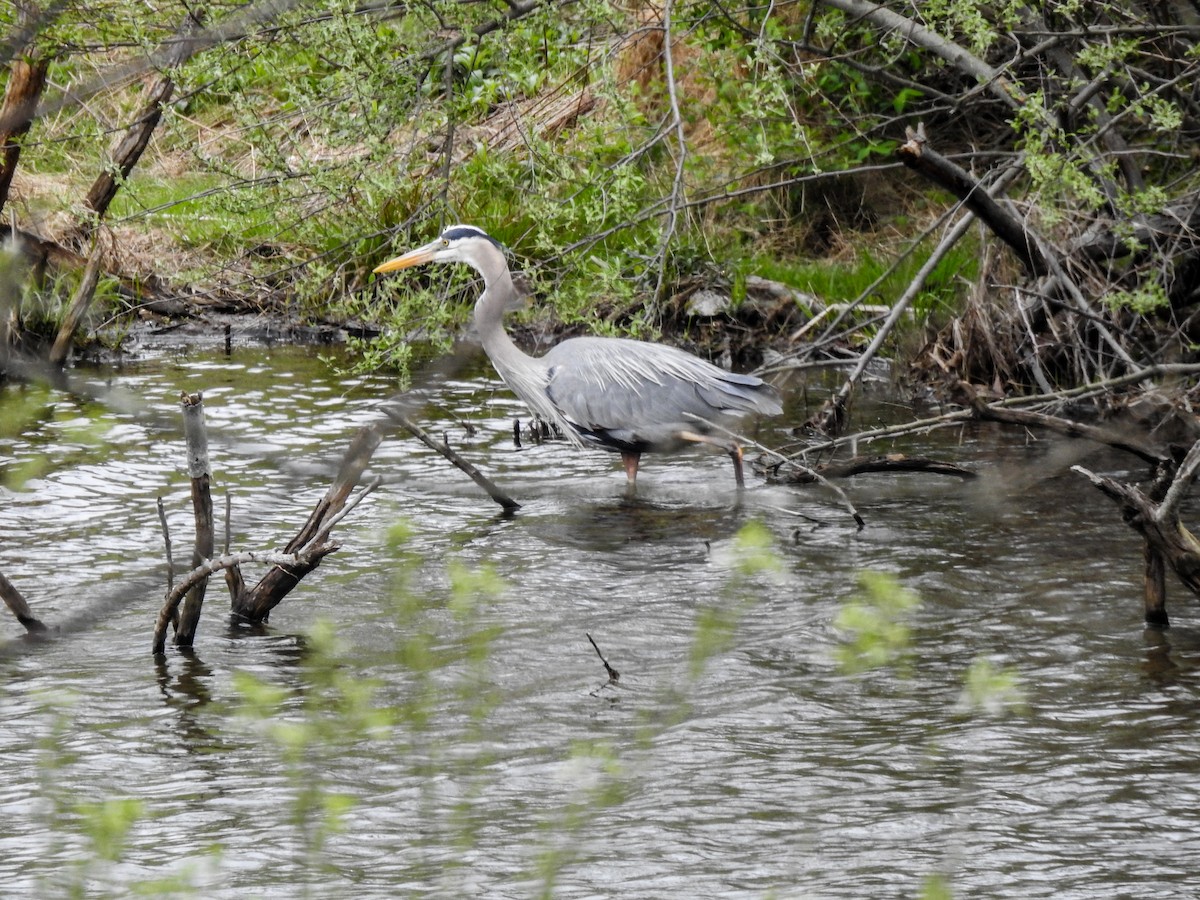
[2,345,1199,898]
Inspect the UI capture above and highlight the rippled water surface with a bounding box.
[2,345,1200,898]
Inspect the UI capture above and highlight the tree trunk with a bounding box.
[0,53,49,215]
[76,9,204,235]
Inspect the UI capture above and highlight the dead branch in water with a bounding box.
[586,633,620,682]
[387,408,521,512]
[153,549,333,655]
[1073,439,1200,627]
[175,392,215,647]
[769,453,975,485]
[0,569,47,634]
[150,350,521,650]
[227,422,386,626]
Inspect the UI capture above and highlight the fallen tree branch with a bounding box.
[229,421,386,623]
[1073,442,1200,627]
[896,130,1045,277]
[959,383,1168,466]
[152,549,334,654]
[388,408,521,512]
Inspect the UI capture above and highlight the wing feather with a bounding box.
[542,337,780,452]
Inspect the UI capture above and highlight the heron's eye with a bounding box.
[441,239,449,247]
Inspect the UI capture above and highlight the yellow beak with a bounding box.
[372,244,437,274]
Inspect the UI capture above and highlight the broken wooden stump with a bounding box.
[175,392,214,648]
[1074,439,1200,628]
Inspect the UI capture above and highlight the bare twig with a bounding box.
[1158,438,1200,526]
[586,633,620,682]
[222,490,244,604]
[157,496,174,593]
[652,0,689,306]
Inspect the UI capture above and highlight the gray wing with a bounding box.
[542,337,781,452]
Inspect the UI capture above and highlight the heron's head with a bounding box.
[373,225,504,275]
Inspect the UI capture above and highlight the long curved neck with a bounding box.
[467,242,552,412]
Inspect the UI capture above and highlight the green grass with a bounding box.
[110,173,281,250]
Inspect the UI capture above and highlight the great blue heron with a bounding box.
[373,225,782,486]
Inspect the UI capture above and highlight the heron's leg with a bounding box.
[729,444,745,488]
[620,451,640,484]
[678,430,745,488]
